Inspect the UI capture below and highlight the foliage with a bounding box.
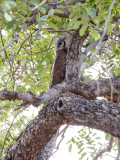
[0,0,120,159]
[68,127,118,160]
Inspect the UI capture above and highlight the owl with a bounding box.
[49,37,67,88]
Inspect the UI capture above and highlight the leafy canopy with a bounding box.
[0,0,120,159]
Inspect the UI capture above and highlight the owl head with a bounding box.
[55,37,67,51]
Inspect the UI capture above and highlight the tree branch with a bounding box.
[116,139,120,160]
[0,76,120,107]
[5,92,120,159]
[93,136,114,160]
[91,0,116,59]
[0,34,19,53]
[79,36,108,71]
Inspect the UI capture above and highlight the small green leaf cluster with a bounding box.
[68,127,118,160]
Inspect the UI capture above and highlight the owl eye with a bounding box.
[58,42,63,45]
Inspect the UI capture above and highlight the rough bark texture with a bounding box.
[37,134,57,160]
[5,92,120,160]
[1,76,119,106]
[5,101,62,160]
[66,29,88,81]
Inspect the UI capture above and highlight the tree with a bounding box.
[0,0,120,159]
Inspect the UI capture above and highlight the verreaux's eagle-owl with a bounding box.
[49,37,67,88]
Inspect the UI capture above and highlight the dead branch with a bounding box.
[93,136,114,160]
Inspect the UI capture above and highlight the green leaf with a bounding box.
[4,12,12,21]
[87,8,96,18]
[79,152,87,160]
[74,2,82,8]
[38,22,43,29]
[101,65,105,71]
[41,15,48,21]
[7,20,16,29]
[1,1,11,10]
[51,15,61,22]
[38,57,46,66]
[115,49,120,55]
[69,12,76,19]
[55,8,64,14]
[90,28,99,39]
[81,18,88,27]
[48,9,54,16]
[79,26,87,36]
[116,68,120,76]
[15,26,20,32]
[107,23,113,33]
[35,30,40,38]
[69,16,78,26]
[47,22,58,30]
[68,144,72,152]
[38,6,46,14]
[36,13,40,22]
[7,0,16,6]
[105,134,110,140]
[78,148,84,154]
[73,21,81,29]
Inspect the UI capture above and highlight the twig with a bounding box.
[0,109,24,156]
[79,39,100,71]
[16,30,36,55]
[33,27,74,33]
[104,51,114,102]
[91,0,116,59]
[88,20,104,33]
[31,0,47,11]
[116,139,120,160]
[79,39,106,71]
[0,34,19,53]
[0,29,15,82]
[0,29,8,59]
[51,125,69,155]
[93,136,114,160]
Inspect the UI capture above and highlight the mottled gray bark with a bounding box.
[1,76,120,106]
[5,100,62,160]
[66,29,88,81]
[37,132,58,160]
[5,92,120,160]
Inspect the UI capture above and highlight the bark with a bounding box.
[5,99,62,160]
[5,92,120,160]
[1,76,120,107]
[65,29,88,81]
[37,134,57,160]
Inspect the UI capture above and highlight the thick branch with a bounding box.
[0,76,120,106]
[5,92,120,160]
[66,29,88,81]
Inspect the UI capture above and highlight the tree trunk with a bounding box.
[5,92,120,160]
